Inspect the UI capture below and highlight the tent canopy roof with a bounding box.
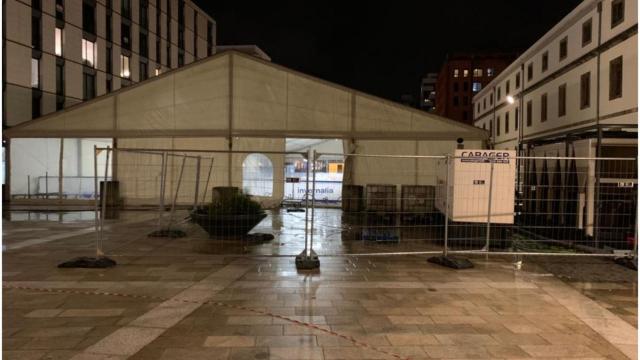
[5,51,488,141]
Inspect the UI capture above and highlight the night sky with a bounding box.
[193,1,582,103]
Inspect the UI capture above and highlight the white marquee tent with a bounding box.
[5,51,488,207]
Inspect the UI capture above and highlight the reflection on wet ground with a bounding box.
[2,209,637,359]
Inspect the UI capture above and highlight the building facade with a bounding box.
[419,72,437,111]
[473,0,637,240]
[435,53,515,124]
[3,0,217,128]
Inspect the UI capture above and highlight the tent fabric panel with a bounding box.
[174,55,230,130]
[116,76,176,131]
[233,55,288,131]
[354,95,413,132]
[63,97,116,131]
[286,72,351,132]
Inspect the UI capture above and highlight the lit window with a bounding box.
[472,82,482,92]
[486,68,494,77]
[82,39,97,67]
[55,27,63,56]
[453,68,459,78]
[155,67,161,76]
[120,54,130,78]
[31,58,39,88]
[463,69,469,77]
[473,68,483,77]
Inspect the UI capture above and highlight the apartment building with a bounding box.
[3,0,217,128]
[473,0,637,240]
[473,0,636,156]
[435,53,515,124]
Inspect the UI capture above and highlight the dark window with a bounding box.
[483,98,486,110]
[106,46,112,73]
[526,100,532,126]
[31,16,41,50]
[156,0,161,35]
[453,82,459,92]
[505,112,509,134]
[178,52,184,66]
[515,108,519,130]
[32,91,41,118]
[178,0,185,25]
[558,84,566,117]
[56,62,64,95]
[156,40,161,63]
[462,96,468,105]
[140,0,148,29]
[55,0,64,20]
[582,18,592,46]
[121,22,131,50]
[559,37,568,60]
[166,45,171,67]
[489,93,493,106]
[505,80,510,94]
[496,116,500,136]
[542,51,548,72]
[497,86,501,100]
[83,72,96,100]
[193,12,198,58]
[527,63,533,81]
[515,72,520,88]
[178,28,184,49]
[490,119,493,137]
[121,0,131,19]
[207,21,213,56]
[56,96,64,110]
[106,78,112,93]
[609,56,623,100]
[140,61,148,80]
[463,82,468,91]
[32,0,41,10]
[453,96,459,106]
[106,13,112,42]
[540,93,548,122]
[140,33,148,58]
[611,0,624,28]
[82,2,96,35]
[462,111,468,121]
[580,72,591,109]
[166,0,171,40]
[477,103,480,113]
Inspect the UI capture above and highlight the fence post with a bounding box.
[484,156,495,252]
[27,175,31,199]
[201,157,214,205]
[99,146,110,256]
[156,152,167,230]
[310,150,317,253]
[303,149,311,256]
[193,156,201,211]
[167,156,187,230]
[45,172,48,199]
[443,155,451,257]
[94,145,100,257]
[296,150,320,270]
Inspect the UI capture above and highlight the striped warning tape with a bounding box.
[3,284,409,360]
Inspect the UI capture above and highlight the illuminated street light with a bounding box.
[506,95,515,104]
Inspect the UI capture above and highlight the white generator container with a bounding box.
[436,149,516,224]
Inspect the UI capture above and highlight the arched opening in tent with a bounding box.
[242,153,274,197]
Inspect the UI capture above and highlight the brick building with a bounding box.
[435,53,515,124]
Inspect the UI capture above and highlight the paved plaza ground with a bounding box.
[2,210,638,359]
